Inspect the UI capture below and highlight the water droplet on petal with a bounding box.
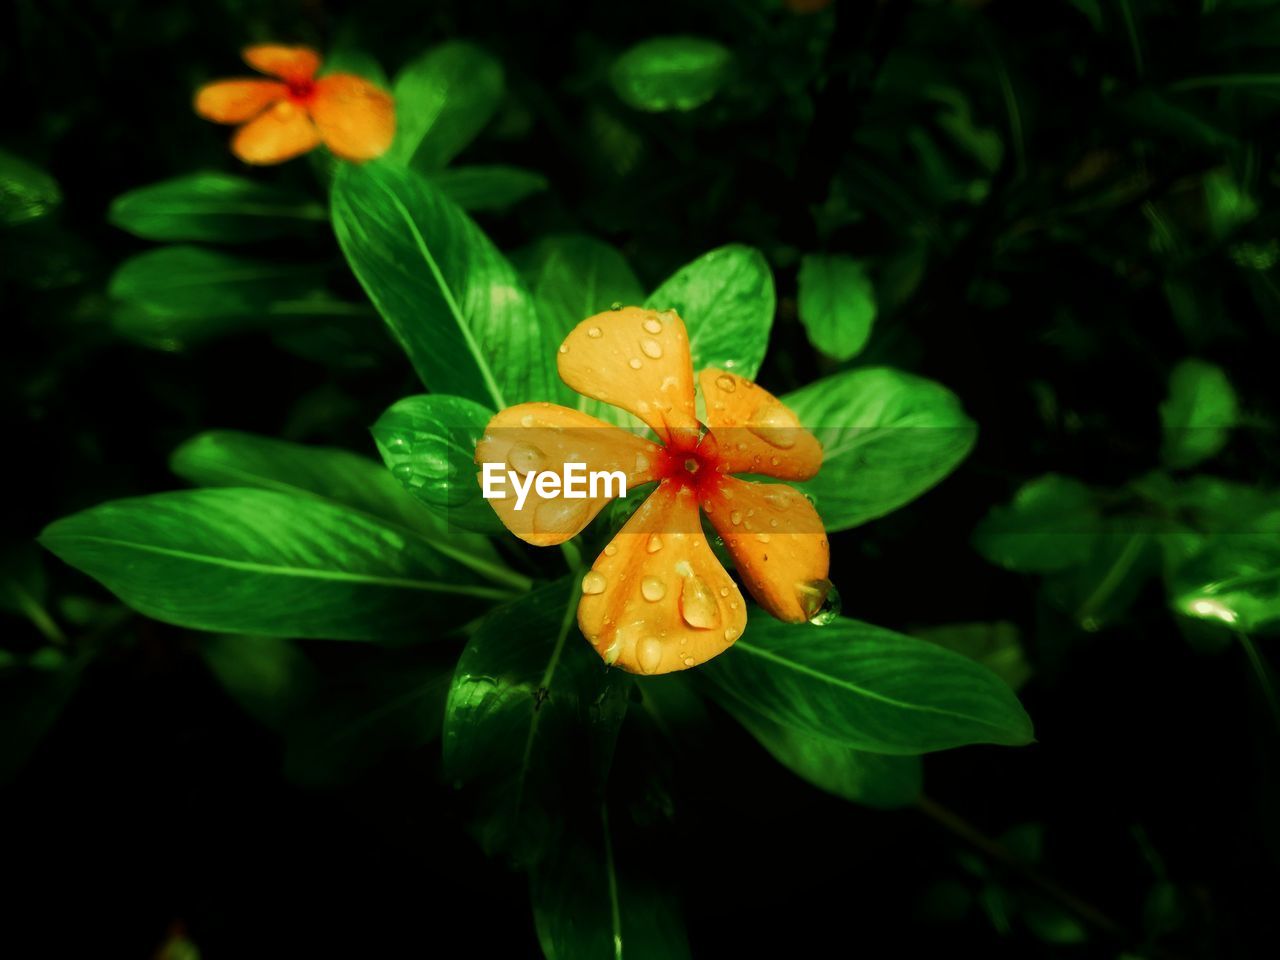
[604,543,618,557]
[723,626,740,642]
[640,338,663,359]
[603,641,621,665]
[581,571,607,595]
[520,414,536,428]
[507,442,545,475]
[755,533,771,544]
[675,559,694,577]
[769,518,779,528]
[635,453,650,473]
[682,656,696,666]
[747,402,801,449]
[559,344,569,354]
[641,576,666,602]
[719,586,730,597]
[587,326,603,338]
[628,357,643,370]
[643,317,663,334]
[730,510,743,526]
[636,637,664,674]
[680,574,719,629]
[646,534,663,554]
[796,578,841,625]
[715,374,736,393]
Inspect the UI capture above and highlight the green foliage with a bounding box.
[332,162,563,407]
[610,37,731,113]
[701,617,1033,755]
[108,172,326,243]
[390,41,505,171]
[797,253,878,360]
[1159,358,1239,470]
[429,165,548,211]
[0,148,61,225]
[39,489,510,640]
[785,368,978,531]
[645,244,775,378]
[973,475,1101,573]
[443,578,630,865]
[372,393,507,535]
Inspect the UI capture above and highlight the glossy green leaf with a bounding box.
[973,474,1101,573]
[391,42,504,171]
[372,394,506,535]
[443,578,631,866]
[0,148,61,225]
[1172,529,1280,632]
[514,234,646,427]
[332,162,561,407]
[108,172,326,243]
[784,367,978,532]
[40,489,512,640]
[611,37,731,112]
[729,703,923,808]
[796,253,877,361]
[170,430,517,587]
[913,621,1031,691]
[109,245,323,319]
[645,244,775,378]
[1160,358,1238,470]
[531,804,691,960]
[429,165,548,211]
[701,617,1034,755]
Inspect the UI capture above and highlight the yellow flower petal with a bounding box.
[698,368,823,481]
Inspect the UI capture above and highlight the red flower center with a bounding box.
[285,78,316,104]
[655,432,726,501]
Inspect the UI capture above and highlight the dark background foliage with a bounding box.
[4,0,1278,956]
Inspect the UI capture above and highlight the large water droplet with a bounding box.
[715,374,736,393]
[643,317,662,334]
[506,441,546,475]
[636,637,664,674]
[680,575,719,629]
[641,576,666,602]
[640,338,663,359]
[796,578,840,625]
[747,403,801,449]
[581,571,607,595]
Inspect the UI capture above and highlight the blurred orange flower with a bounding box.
[195,44,394,165]
[476,307,831,675]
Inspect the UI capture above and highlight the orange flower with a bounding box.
[476,306,831,675]
[194,44,395,165]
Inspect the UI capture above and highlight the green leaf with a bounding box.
[701,617,1034,755]
[109,245,323,319]
[40,489,513,640]
[1172,532,1280,632]
[796,254,878,361]
[784,367,978,532]
[170,430,517,587]
[1204,169,1257,241]
[390,42,505,171]
[108,172,326,243]
[1044,526,1162,631]
[645,244,775,378]
[729,704,923,808]
[332,162,561,407]
[1160,358,1239,470]
[611,37,732,112]
[429,165,548,211]
[111,296,371,352]
[513,234,646,427]
[443,578,630,866]
[913,621,1032,691]
[0,148,61,225]
[321,47,389,87]
[973,475,1101,573]
[531,804,691,960]
[372,394,507,535]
